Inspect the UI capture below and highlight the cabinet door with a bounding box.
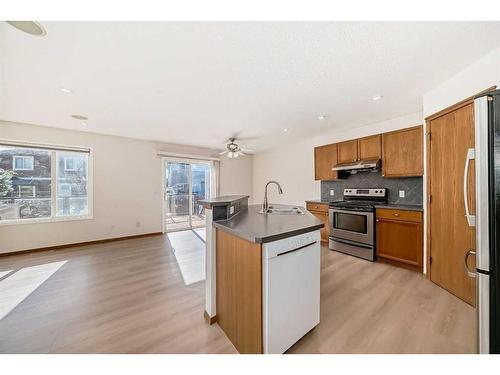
[376,218,423,268]
[309,210,329,243]
[358,134,381,160]
[382,126,423,177]
[337,140,358,164]
[314,144,338,180]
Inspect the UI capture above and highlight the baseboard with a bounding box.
[204,310,217,325]
[0,232,163,257]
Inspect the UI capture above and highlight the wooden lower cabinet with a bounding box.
[306,202,329,243]
[376,208,423,269]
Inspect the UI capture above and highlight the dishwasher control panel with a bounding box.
[263,230,321,259]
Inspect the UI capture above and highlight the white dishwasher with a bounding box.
[262,230,321,354]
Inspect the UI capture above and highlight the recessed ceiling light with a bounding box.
[6,21,46,36]
[71,114,88,121]
[372,95,384,101]
[283,128,288,132]
[60,88,73,94]
[318,115,327,120]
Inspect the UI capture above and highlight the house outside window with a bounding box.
[13,155,34,171]
[0,143,92,223]
[58,183,72,197]
[18,185,36,198]
[64,157,77,171]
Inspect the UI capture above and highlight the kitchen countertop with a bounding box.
[198,195,249,207]
[374,203,423,211]
[305,199,423,211]
[305,199,332,205]
[213,204,324,244]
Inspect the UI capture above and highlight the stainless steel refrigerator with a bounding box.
[472,90,500,354]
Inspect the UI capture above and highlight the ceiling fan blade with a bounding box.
[241,148,254,154]
[237,150,245,156]
[219,150,228,155]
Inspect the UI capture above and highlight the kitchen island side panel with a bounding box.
[216,228,263,353]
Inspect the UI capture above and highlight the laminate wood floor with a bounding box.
[0,236,476,354]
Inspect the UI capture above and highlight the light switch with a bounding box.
[229,205,235,214]
[399,190,405,198]
[330,190,335,196]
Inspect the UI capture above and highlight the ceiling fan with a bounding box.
[219,137,254,158]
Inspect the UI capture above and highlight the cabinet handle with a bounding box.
[394,213,400,217]
[315,205,319,209]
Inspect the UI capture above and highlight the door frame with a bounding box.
[161,156,212,234]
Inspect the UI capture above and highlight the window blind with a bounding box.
[0,139,91,153]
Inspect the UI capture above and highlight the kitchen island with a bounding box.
[202,198,324,354]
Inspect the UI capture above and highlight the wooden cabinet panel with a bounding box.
[337,140,358,164]
[306,203,329,243]
[382,126,423,177]
[427,103,476,307]
[306,202,329,213]
[216,229,262,353]
[314,144,338,181]
[358,134,381,160]
[376,208,422,223]
[376,218,423,268]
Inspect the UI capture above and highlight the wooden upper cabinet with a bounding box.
[358,134,381,160]
[337,140,358,164]
[314,144,338,181]
[382,126,423,177]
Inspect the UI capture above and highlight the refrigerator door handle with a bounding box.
[463,148,476,227]
[464,249,477,278]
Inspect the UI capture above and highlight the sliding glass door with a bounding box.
[164,160,211,232]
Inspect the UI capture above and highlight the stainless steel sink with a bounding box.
[259,205,304,215]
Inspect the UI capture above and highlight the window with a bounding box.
[58,183,72,197]
[18,185,36,198]
[13,155,34,170]
[0,144,91,224]
[64,157,77,171]
[57,152,89,216]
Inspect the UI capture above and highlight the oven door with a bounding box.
[329,208,374,245]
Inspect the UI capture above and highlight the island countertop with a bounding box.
[212,204,324,244]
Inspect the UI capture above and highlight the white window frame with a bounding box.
[13,155,34,171]
[64,157,77,171]
[18,185,36,198]
[0,141,93,226]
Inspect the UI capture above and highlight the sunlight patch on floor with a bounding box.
[0,261,67,320]
[193,227,206,242]
[0,270,13,279]
[167,230,205,285]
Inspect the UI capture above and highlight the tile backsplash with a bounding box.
[320,171,423,205]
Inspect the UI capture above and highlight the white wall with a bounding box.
[0,121,253,253]
[219,156,253,200]
[252,112,423,206]
[423,46,500,117]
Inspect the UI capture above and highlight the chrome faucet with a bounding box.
[263,180,283,213]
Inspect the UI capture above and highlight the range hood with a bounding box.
[332,158,381,173]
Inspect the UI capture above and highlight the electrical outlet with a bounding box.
[330,189,335,196]
[399,190,405,198]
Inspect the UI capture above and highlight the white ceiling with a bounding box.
[1,21,500,152]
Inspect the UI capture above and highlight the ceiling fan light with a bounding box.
[227,151,235,158]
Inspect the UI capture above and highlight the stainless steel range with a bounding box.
[328,188,387,261]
